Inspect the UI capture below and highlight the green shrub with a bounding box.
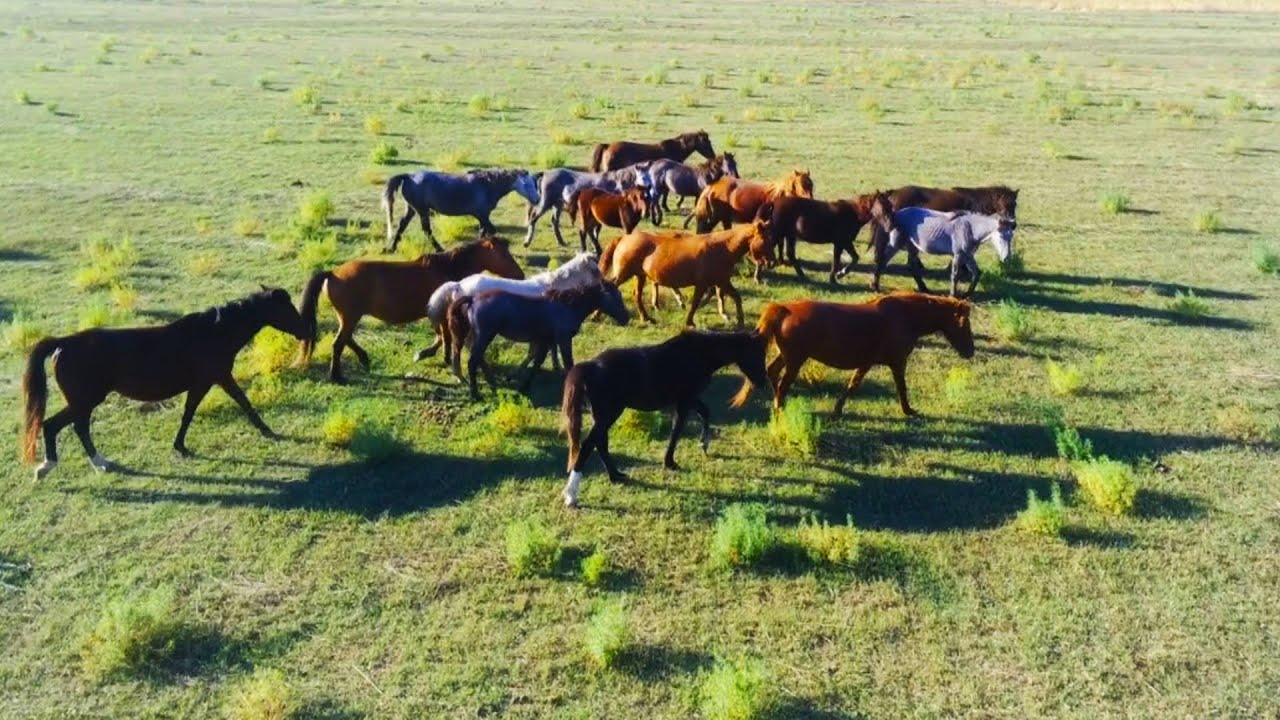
[188,252,222,276]
[794,516,860,567]
[992,299,1035,342]
[363,114,386,136]
[297,191,334,232]
[4,313,46,352]
[487,391,535,433]
[233,216,262,237]
[78,299,116,330]
[435,148,471,172]
[110,283,139,312]
[700,71,715,89]
[859,96,885,123]
[1253,243,1280,275]
[261,127,281,144]
[246,327,297,377]
[942,366,973,407]
[467,93,492,116]
[1052,423,1094,462]
[227,668,297,720]
[549,128,579,146]
[581,548,608,587]
[1045,359,1084,396]
[700,657,773,720]
[505,518,562,578]
[584,601,630,670]
[1041,141,1066,160]
[615,409,666,441]
[349,424,406,463]
[1099,191,1130,215]
[322,408,358,447]
[569,101,590,119]
[1193,210,1222,234]
[768,398,820,457]
[14,89,32,105]
[1074,458,1138,515]
[247,373,285,407]
[81,589,182,681]
[1166,289,1211,318]
[1015,484,1065,537]
[1225,135,1246,156]
[433,215,475,243]
[724,132,740,149]
[369,141,399,165]
[297,232,339,273]
[642,66,669,85]
[74,237,139,291]
[531,146,568,170]
[291,84,319,110]
[710,504,776,570]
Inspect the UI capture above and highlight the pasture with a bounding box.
[2,0,1279,717]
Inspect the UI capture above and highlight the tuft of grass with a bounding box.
[709,504,777,570]
[505,518,562,578]
[4,313,46,353]
[642,66,669,85]
[74,237,139,291]
[80,588,182,681]
[584,601,630,670]
[700,657,772,720]
[549,128,579,146]
[859,96,885,123]
[581,548,608,587]
[531,146,568,170]
[1015,484,1066,537]
[110,283,139,312]
[233,216,263,237]
[1041,141,1066,160]
[1192,210,1222,234]
[246,328,297,377]
[15,89,32,105]
[433,215,476,244]
[363,114,386,136]
[291,84,319,111]
[435,148,471,172]
[1074,458,1138,516]
[615,409,666,441]
[738,82,757,99]
[1045,359,1085,396]
[296,191,334,231]
[794,516,860,567]
[1099,191,1130,215]
[226,668,297,720]
[1052,423,1094,463]
[188,252,222,276]
[78,299,116,330]
[992,299,1035,342]
[700,71,715,89]
[1253,243,1280,275]
[942,366,973,407]
[768,397,821,457]
[487,391,536,433]
[138,46,160,64]
[1225,135,1246,156]
[322,408,359,447]
[1166,289,1211,318]
[723,132,740,149]
[349,424,407,463]
[569,101,590,119]
[467,93,492,117]
[297,232,339,273]
[45,101,59,115]
[369,141,399,165]
[261,127,281,144]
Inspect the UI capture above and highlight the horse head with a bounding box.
[868,190,898,236]
[995,187,1019,221]
[257,285,310,340]
[748,205,778,267]
[989,216,1017,262]
[734,330,771,392]
[597,281,630,326]
[789,169,814,198]
[938,298,975,359]
[475,235,525,279]
[721,152,740,179]
[512,171,541,206]
[690,130,716,160]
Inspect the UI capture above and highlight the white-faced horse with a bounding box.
[383,168,540,252]
[881,208,1016,297]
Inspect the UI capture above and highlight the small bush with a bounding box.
[700,71,715,88]
[468,93,492,116]
[942,366,973,407]
[247,373,285,407]
[1015,484,1065,537]
[615,409,666,441]
[1253,243,1280,275]
[297,232,339,273]
[233,216,262,237]
[768,397,821,457]
[258,126,281,144]
[110,283,139,312]
[487,392,535,433]
[14,89,32,105]
[1052,423,1094,462]
[1074,458,1137,516]
[433,215,475,244]
[45,102,60,115]
[227,668,297,720]
[724,132,740,149]
[992,299,1035,342]
[581,548,608,587]
[349,424,406,463]
[78,299,115,330]
[584,601,630,670]
[794,516,859,567]
[1041,141,1066,160]
[435,148,471,172]
[291,84,319,110]
[363,114,386,135]
[1192,210,1222,234]
[531,146,568,170]
[642,66,669,85]
[1166,289,1211,318]
[188,252,222,276]
[4,313,46,352]
[322,408,358,447]
[1045,359,1085,396]
[1099,191,1130,215]
[369,141,399,165]
[859,96,885,123]
[570,101,590,119]
[75,237,138,291]
[297,191,334,231]
[246,328,297,377]
[81,589,182,681]
[138,46,160,64]
[710,504,776,570]
[700,658,773,720]
[505,518,562,578]
[738,82,757,99]
[1225,136,1246,156]
[549,128,579,145]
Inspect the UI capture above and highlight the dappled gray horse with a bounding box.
[383,168,540,252]
[524,165,651,248]
[647,153,739,222]
[881,208,1016,297]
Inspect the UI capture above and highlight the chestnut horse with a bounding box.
[765,191,897,284]
[589,130,715,172]
[297,237,524,382]
[566,186,649,254]
[600,213,775,328]
[731,293,974,416]
[687,170,814,232]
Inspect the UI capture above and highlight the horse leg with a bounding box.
[172,384,211,456]
[890,361,917,416]
[789,235,806,279]
[467,332,495,399]
[633,275,656,323]
[519,343,550,393]
[552,204,567,247]
[908,249,930,293]
[670,287,686,309]
[839,236,860,277]
[691,398,713,453]
[414,319,443,362]
[766,354,786,392]
[35,407,74,479]
[557,337,575,374]
[870,228,895,292]
[596,422,629,484]
[219,376,278,438]
[962,253,981,298]
[72,412,112,473]
[663,403,691,470]
[419,210,444,252]
[389,206,416,252]
[683,285,709,328]
[329,315,357,383]
[829,242,842,284]
[476,212,497,238]
[524,203,550,247]
[773,358,803,413]
[651,282,663,310]
[832,367,870,417]
[347,337,371,370]
[720,282,744,328]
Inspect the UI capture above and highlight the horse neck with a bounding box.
[662,139,696,161]
[212,304,269,351]
[894,298,953,338]
[561,290,604,325]
[722,228,755,257]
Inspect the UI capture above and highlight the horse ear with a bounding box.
[260,283,270,292]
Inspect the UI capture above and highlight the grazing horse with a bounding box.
[382,168,541,252]
[447,283,630,398]
[21,288,308,479]
[601,214,775,327]
[297,237,524,382]
[688,170,814,232]
[766,191,897,284]
[560,330,770,507]
[419,252,602,365]
[877,209,1016,297]
[589,130,715,172]
[524,165,651,247]
[647,153,739,220]
[567,187,650,253]
[731,293,974,416]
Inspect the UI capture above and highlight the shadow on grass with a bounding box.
[1061,526,1136,549]
[0,248,45,262]
[772,697,864,720]
[616,644,714,681]
[0,554,33,591]
[1004,269,1257,301]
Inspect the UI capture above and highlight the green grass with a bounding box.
[1074,458,1139,516]
[794,515,860,567]
[700,657,773,720]
[505,517,562,578]
[1166,289,1212,318]
[80,588,183,681]
[581,548,609,587]
[991,299,1035,342]
[1099,190,1131,215]
[1015,484,1066,537]
[768,397,821,457]
[584,600,630,670]
[1254,243,1280,275]
[369,140,399,164]
[1045,359,1086,396]
[1193,209,1223,233]
[709,504,777,571]
[226,668,297,720]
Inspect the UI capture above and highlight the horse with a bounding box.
[730,293,974,417]
[687,170,814,232]
[566,186,650,253]
[876,208,1016,297]
[382,168,540,252]
[765,191,897,284]
[559,329,770,507]
[297,237,524,382]
[588,130,715,172]
[447,283,630,399]
[524,165,652,248]
[600,214,775,328]
[20,288,308,480]
[646,153,739,221]
[418,252,602,366]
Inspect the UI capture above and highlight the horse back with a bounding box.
[52,323,224,402]
[771,300,910,368]
[332,259,440,324]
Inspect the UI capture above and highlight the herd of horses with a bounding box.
[19,130,1019,508]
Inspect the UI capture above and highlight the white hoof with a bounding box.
[562,470,583,508]
[34,460,55,481]
[89,454,112,473]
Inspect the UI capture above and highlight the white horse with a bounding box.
[883,208,1016,297]
[415,252,603,362]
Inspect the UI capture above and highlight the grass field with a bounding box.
[2,1,1279,717]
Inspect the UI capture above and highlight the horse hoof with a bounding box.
[33,460,55,481]
[664,461,681,471]
[174,446,194,458]
[89,454,113,473]
[608,473,631,484]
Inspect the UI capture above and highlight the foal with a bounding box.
[765,191,896,284]
[560,330,770,507]
[21,288,308,479]
[568,186,649,253]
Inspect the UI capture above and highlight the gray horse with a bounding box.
[647,153,739,222]
[523,165,652,248]
[881,208,1016,297]
[382,168,540,252]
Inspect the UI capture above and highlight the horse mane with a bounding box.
[875,291,971,314]
[179,289,274,328]
[543,283,603,306]
[465,167,525,186]
[532,253,603,291]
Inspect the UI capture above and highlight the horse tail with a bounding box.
[21,336,60,463]
[382,174,410,241]
[588,144,606,173]
[731,303,790,409]
[688,186,714,230]
[561,362,593,470]
[427,281,460,326]
[446,295,475,352]
[597,234,624,281]
[296,270,331,364]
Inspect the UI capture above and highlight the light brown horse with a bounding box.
[601,213,775,327]
[567,187,649,254]
[589,130,715,172]
[688,170,814,232]
[731,293,974,415]
[297,237,524,382]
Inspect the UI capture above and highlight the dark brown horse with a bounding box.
[764,191,897,283]
[688,170,814,232]
[589,130,715,172]
[731,293,974,416]
[21,288,308,479]
[869,185,1018,291]
[297,237,524,382]
[566,186,649,254]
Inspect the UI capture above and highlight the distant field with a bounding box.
[1,1,1278,718]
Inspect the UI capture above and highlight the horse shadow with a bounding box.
[615,644,713,681]
[0,248,45,262]
[1001,288,1255,330]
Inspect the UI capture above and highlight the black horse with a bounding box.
[21,287,308,479]
[559,330,770,507]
